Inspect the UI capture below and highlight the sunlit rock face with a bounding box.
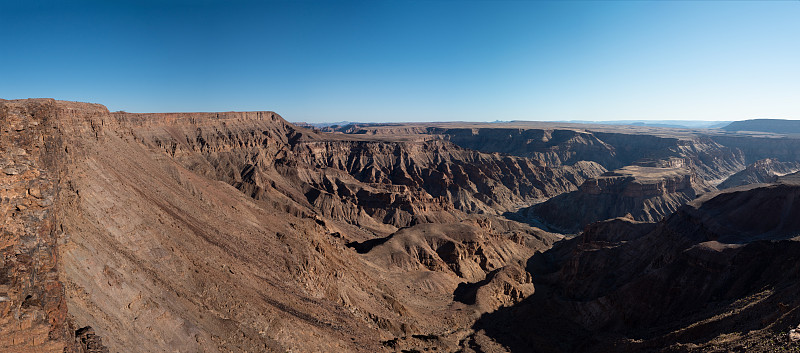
[4,98,800,353]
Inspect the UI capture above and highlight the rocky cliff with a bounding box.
[322,123,748,183]
[121,112,605,231]
[0,99,76,352]
[434,127,620,168]
[322,123,751,232]
[718,158,800,189]
[5,98,800,353]
[1,99,602,353]
[711,134,800,165]
[473,182,800,352]
[512,158,711,233]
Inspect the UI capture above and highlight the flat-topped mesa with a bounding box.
[516,159,708,233]
[112,111,321,144]
[632,157,687,168]
[321,124,622,167]
[578,174,696,198]
[580,164,697,198]
[4,99,314,146]
[317,123,436,136]
[4,98,111,117]
[111,110,320,158]
[111,110,292,128]
[438,127,621,168]
[721,118,800,134]
[2,98,109,132]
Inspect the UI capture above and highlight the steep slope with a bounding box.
[435,128,619,168]
[589,133,745,184]
[124,112,605,231]
[3,99,597,353]
[100,109,596,351]
[710,135,800,165]
[513,158,711,233]
[323,124,749,229]
[32,100,395,352]
[718,158,800,189]
[321,123,747,184]
[8,98,800,353]
[473,182,800,352]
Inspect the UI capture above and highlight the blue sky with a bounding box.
[2,0,799,122]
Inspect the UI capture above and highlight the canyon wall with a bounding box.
[718,158,800,189]
[2,99,597,352]
[518,162,709,233]
[1,99,77,352]
[5,99,800,352]
[474,182,800,352]
[711,135,800,165]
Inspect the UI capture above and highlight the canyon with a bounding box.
[3,99,800,352]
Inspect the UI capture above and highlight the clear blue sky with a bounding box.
[2,0,799,122]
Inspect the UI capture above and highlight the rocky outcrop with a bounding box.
[358,219,558,283]
[322,123,748,185]
[74,326,109,353]
[435,128,619,168]
[7,98,800,353]
[323,125,753,236]
[453,264,535,311]
[514,159,711,233]
[2,99,591,353]
[711,134,800,165]
[0,99,84,352]
[718,158,800,189]
[298,140,606,220]
[474,182,800,352]
[120,112,606,231]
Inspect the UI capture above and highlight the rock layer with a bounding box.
[518,159,711,233]
[717,158,800,189]
[0,99,84,352]
[474,182,800,352]
[2,99,592,352]
[5,98,800,353]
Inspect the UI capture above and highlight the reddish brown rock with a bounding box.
[2,99,581,352]
[0,99,74,352]
[5,98,800,353]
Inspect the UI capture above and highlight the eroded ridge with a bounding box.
[4,98,800,352]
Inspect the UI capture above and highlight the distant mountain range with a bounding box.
[560,120,732,129]
[298,120,734,129]
[299,119,800,133]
